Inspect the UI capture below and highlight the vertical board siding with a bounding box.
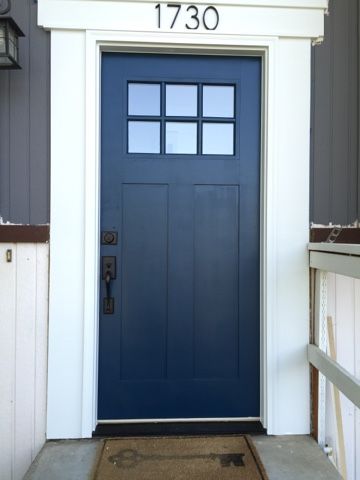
[326,273,360,479]
[0,245,16,479]
[311,0,359,225]
[0,244,49,480]
[0,0,50,224]
[0,0,358,225]
[29,3,50,224]
[356,280,360,480]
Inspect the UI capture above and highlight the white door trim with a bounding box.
[80,30,306,437]
[82,34,274,437]
[46,23,317,437]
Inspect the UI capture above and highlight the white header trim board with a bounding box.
[38,0,326,39]
[38,0,326,438]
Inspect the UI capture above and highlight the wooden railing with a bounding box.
[308,243,360,411]
[308,241,360,472]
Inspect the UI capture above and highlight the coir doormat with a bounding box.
[94,435,268,479]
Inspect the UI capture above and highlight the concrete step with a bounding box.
[24,435,341,480]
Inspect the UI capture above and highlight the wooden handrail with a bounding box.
[308,344,360,410]
[309,242,360,256]
[309,243,360,444]
[309,243,360,279]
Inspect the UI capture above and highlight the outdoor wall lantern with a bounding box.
[0,0,24,70]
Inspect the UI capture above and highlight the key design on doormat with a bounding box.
[108,448,245,469]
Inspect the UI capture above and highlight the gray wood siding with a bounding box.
[311,0,359,225]
[0,0,50,224]
[0,0,359,225]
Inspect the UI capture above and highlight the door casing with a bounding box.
[87,37,268,432]
[45,28,312,438]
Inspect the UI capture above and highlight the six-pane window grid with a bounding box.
[127,82,236,155]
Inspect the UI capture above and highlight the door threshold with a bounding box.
[93,419,266,437]
[98,417,260,424]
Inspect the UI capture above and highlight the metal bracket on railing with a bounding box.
[325,227,342,243]
[314,270,328,449]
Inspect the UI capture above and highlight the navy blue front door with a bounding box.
[99,53,261,420]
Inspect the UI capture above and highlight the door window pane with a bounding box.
[166,85,198,117]
[203,86,235,118]
[166,122,197,154]
[128,121,160,153]
[128,83,160,116]
[202,123,234,155]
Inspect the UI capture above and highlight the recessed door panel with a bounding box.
[121,184,168,380]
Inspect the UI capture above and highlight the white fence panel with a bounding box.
[0,244,49,480]
[326,273,360,480]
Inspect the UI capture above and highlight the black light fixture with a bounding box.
[0,0,25,70]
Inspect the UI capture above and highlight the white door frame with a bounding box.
[43,1,324,437]
[90,38,268,429]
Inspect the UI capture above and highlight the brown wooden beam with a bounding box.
[310,227,360,243]
[0,225,50,243]
[310,365,319,441]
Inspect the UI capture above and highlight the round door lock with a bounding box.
[102,231,118,245]
[104,232,115,244]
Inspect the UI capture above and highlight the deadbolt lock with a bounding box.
[101,231,118,245]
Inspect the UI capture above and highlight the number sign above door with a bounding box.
[155,4,220,31]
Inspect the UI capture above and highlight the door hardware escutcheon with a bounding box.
[103,297,114,315]
[102,256,116,280]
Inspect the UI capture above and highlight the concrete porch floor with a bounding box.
[24,435,341,480]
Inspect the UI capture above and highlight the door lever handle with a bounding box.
[105,270,112,300]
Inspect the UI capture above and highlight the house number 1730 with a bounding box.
[155,4,220,30]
